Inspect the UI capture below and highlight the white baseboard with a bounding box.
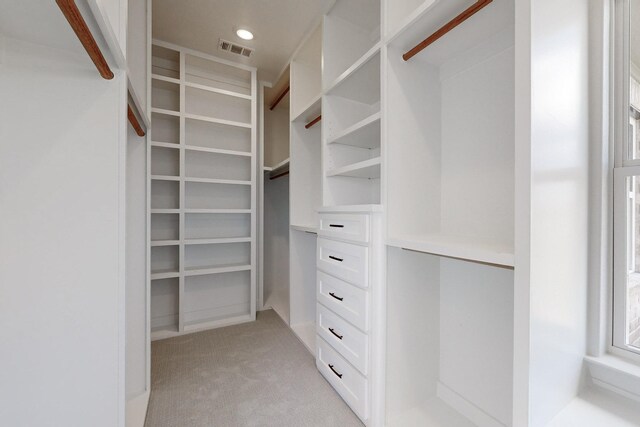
[126,389,150,427]
[436,381,506,427]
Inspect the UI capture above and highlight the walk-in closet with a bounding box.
[5,0,640,426]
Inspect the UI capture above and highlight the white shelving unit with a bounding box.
[289,23,324,354]
[149,40,257,340]
[323,2,382,207]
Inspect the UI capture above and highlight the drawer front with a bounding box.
[318,214,369,243]
[317,238,369,288]
[317,304,369,375]
[317,271,369,332]
[316,336,368,421]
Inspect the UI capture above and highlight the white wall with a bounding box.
[0,36,126,426]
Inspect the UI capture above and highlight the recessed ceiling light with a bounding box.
[236,29,254,41]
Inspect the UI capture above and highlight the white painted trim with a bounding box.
[436,382,506,427]
[152,39,256,72]
[87,0,127,69]
[585,355,640,402]
[126,390,150,427]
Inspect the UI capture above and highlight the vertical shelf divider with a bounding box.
[178,50,186,333]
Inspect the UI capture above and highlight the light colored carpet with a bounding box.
[145,310,364,427]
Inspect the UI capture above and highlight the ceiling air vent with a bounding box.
[218,39,253,58]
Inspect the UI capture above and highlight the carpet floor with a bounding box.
[145,310,364,427]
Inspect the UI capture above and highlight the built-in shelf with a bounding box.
[150,141,179,149]
[185,81,252,100]
[184,263,252,277]
[290,224,318,234]
[265,157,290,171]
[150,240,180,247]
[185,145,251,157]
[325,43,382,95]
[387,234,515,267]
[292,93,322,123]
[151,107,180,117]
[184,209,251,214]
[328,112,381,148]
[319,204,384,214]
[151,73,180,85]
[185,237,252,245]
[151,209,180,214]
[150,269,180,280]
[185,113,251,129]
[184,177,252,186]
[151,175,180,181]
[326,157,381,179]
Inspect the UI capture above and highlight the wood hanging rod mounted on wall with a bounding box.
[305,115,322,129]
[402,0,493,61]
[269,170,290,180]
[269,86,290,111]
[56,0,114,79]
[128,104,146,137]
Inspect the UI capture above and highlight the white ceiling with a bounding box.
[152,0,331,83]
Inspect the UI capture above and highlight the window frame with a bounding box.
[612,0,640,360]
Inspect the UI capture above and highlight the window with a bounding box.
[613,0,640,355]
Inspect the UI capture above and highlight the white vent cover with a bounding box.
[218,39,253,58]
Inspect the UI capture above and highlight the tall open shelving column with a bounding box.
[289,23,324,353]
[149,41,257,340]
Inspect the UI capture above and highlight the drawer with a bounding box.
[316,336,368,421]
[317,271,369,332]
[318,213,369,243]
[317,304,369,375]
[317,238,369,288]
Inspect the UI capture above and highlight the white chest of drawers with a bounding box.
[315,206,384,426]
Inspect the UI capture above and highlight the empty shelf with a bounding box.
[185,177,252,185]
[327,157,381,179]
[387,234,514,267]
[151,175,180,181]
[184,145,251,157]
[184,113,251,129]
[325,43,382,96]
[150,240,180,247]
[328,112,381,148]
[150,269,180,280]
[150,141,179,149]
[151,209,180,214]
[290,224,318,234]
[185,237,251,245]
[184,209,251,214]
[184,263,252,277]
[185,81,252,100]
[151,107,180,117]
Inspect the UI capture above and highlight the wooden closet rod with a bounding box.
[269,170,289,180]
[128,104,146,137]
[56,0,114,79]
[402,0,493,61]
[305,115,322,129]
[269,86,290,111]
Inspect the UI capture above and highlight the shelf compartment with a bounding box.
[323,0,381,88]
[185,81,251,100]
[185,181,251,210]
[151,180,179,210]
[184,177,251,186]
[184,145,251,157]
[152,44,180,79]
[325,44,381,102]
[151,78,180,112]
[387,234,514,267]
[151,245,179,272]
[185,85,251,125]
[150,213,179,241]
[151,145,180,177]
[328,112,381,149]
[385,0,438,41]
[290,24,322,119]
[327,157,381,179]
[185,241,250,270]
[185,54,251,96]
[185,117,251,152]
[184,113,251,129]
[151,174,180,181]
[150,277,179,339]
[185,213,250,240]
[185,150,251,181]
[151,113,179,145]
